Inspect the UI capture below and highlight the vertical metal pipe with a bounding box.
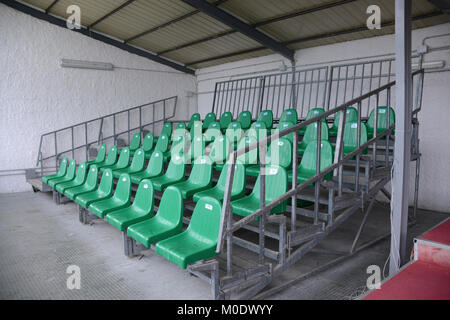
[127,110,131,144]
[373,94,379,168]
[314,120,322,224]
[259,145,266,265]
[291,130,298,231]
[386,88,391,167]
[113,114,117,144]
[326,67,333,110]
[85,123,88,161]
[355,101,362,192]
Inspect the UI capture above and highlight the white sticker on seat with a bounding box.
[144,184,148,189]
[379,109,386,113]
[351,123,358,129]
[124,149,128,152]
[106,173,109,176]
[122,177,127,182]
[205,204,213,211]
[269,168,278,175]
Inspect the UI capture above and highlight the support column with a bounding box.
[390,0,412,275]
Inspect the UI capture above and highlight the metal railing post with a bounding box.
[259,145,266,265]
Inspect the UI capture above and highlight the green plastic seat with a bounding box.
[64,165,99,200]
[172,156,213,199]
[288,140,333,185]
[176,122,186,130]
[246,138,292,177]
[298,122,329,156]
[86,144,107,166]
[55,162,88,194]
[247,121,267,142]
[42,157,69,185]
[258,110,273,129]
[187,113,201,130]
[186,135,206,162]
[189,120,203,139]
[204,123,221,143]
[367,106,396,139]
[105,179,154,231]
[147,134,169,160]
[88,173,132,219]
[299,108,326,135]
[100,147,130,173]
[279,109,298,125]
[75,169,114,209]
[329,107,358,137]
[209,135,231,165]
[237,111,252,130]
[155,196,222,269]
[112,148,146,178]
[150,154,186,192]
[127,186,183,248]
[128,132,141,155]
[203,112,217,130]
[273,121,295,144]
[225,122,243,150]
[193,162,245,203]
[130,150,164,184]
[47,159,77,188]
[160,123,173,141]
[95,145,119,170]
[236,135,258,166]
[231,165,288,218]
[344,122,368,156]
[219,112,233,130]
[141,133,155,153]
[172,127,187,143]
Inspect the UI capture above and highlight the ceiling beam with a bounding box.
[185,11,444,67]
[45,0,59,13]
[158,0,357,56]
[180,0,295,61]
[2,0,195,75]
[88,0,136,29]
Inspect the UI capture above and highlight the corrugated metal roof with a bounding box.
[19,0,450,70]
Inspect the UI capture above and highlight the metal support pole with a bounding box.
[259,145,266,265]
[390,0,412,275]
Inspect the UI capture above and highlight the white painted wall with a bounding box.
[196,23,450,213]
[0,4,197,193]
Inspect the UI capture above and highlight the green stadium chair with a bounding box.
[86,144,107,166]
[55,162,88,194]
[126,186,183,248]
[279,109,298,125]
[236,135,258,166]
[231,165,288,218]
[343,122,368,156]
[189,121,203,140]
[141,133,154,155]
[367,106,395,139]
[225,122,243,150]
[186,135,206,162]
[219,112,233,130]
[172,127,187,143]
[288,140,333,185]
[176,122,186,130]
[246,138,292,177]
[130,150,164,185]
[75,169,114,209]
[147,134,169,160]
[258,110,274,129]
[95,145,119,170]
[237,110,252,130]
[193,161,245,203]
[171,156,213,199]
[100,147,130,173]
[47,159,77,188]
[209,135,231,165]
[160,123,173,141]
[329,107,358,137]
[298,122,329,156]
[42,157,68,185]
[112,148,146,178]
[155,196,222,269]
[203,112,217,130]
[299,108,326,135]
[88,173,131,219]
[273,121,295,144]
[105,179,154,231]
[128,132,141,155]
[204,122,221,143]
[187,113,201,130]
[247,121,267,142]
[64,165,99,200]
[150,154,186,192]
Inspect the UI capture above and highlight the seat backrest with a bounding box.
[146,150,164,176]
[129,148,146,171]
[280,109,298,124]
[156,186,183,227]
[226,122,243,144]
[187,113,201,130]
[237,111,252,130]
[189,135,206,161]
[190,121,203,139]
[160,123,173,138]
[104,146,119,165]
[73,162,88,184]
[273,121,295,143]
[209,135,230,164]
[299,140,333,178]
[220,112,233,129]
[66,160,77,179]
[129,132,141,150]
[95,144,107,162]
[114,174,132,203]
[204,124,221,142]
[343,122,368,155]
[172,127,187,142]
[176,122,186,130]
[117,147,131,167]
[57,157,69,176]
[85,165,99,189]
[155,135,169,153]
[216,162,245,195]
[132,179,154,214]
[236,135,258,165]
[306,108,325,120]
[165,155,186,180]
[203,112,217,129]
[367,106,396,132]
[331,107,358,129]
[187,196,222,245]
[189,156,213,185]
[302,122,329,144]
[267,138,292,169]
[248,121,267,141]
[251,165,287,203]
[258,110,274,129]
[98,169,114,195]
[142,133,154,152]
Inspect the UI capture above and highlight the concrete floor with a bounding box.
[0,191,447,300]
